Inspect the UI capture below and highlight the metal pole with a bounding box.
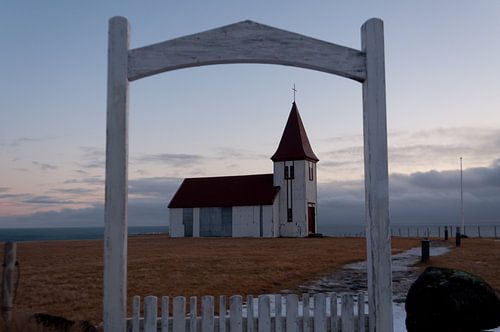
[460,157,464,234]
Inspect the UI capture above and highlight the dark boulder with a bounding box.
[405,267,500,332]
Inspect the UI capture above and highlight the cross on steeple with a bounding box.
[292,84,297,102]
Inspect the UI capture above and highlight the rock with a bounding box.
[405,267,500,332]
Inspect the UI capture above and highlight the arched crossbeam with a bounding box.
[127,20,366,82]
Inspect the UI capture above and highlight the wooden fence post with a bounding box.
[144,296,158,332]
[361,18,393,332]
[104,16,130,332]
[1,242,17,331]
[229,296,242,332]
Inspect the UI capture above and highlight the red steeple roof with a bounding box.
[271,102,319,162]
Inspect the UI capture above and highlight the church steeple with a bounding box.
[271,102,319,162]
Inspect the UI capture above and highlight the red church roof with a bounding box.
[168,174,279,208]
[271,102,319,162]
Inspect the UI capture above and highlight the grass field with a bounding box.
[1,236,499,328]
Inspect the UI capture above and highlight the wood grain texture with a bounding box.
[341,294,354,332]
[144,296,157,332]
[361,18,393,332]
[131,296,140,332]
[229,296,242,332]
[127,20,366,82]
[285,295,298,332]
[104,16,129,332]
[173,296,186,332]
[313,293,326,332]
[161,296,169,332]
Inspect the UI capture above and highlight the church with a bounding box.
[168,101,319,237]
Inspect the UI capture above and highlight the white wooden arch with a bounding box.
[105,17,392,332]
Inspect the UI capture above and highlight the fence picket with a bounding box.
[303,293,310,332]
[258,295,271,332]
[341,294,354,332]
[190,296,197,332]
[357,293,365,332]
[286,294,299,332]
[229,295,243,332]
[202,296,214,332]
[144,296,158,332]
[219,296,226,332]
[247,295,254,332]
[132,296,140,332]
[275,294,282,332]
[313,293,326,332]
[161,296,169,332]
[130,292,368,332]
[330,293,338,332]
[173,296,186,332]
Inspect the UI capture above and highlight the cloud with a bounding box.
[20,195,79,205]
[50,188,98,196]
[1,160,499,228]
[128,177,182,200]
[32,161,57,171]
[135,153,204,167]
[0,187,10,193]
[78,146,105,169]
[318,159,500,225]
[1,137,38,147]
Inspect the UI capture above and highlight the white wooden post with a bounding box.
[132,296,140,332]
[229,296,243,332]
[258,295,271,332]
[361,18,393,332]
[330,293,338,332]
[357,293,365,332]
[173,296,186,332]
[313,293,326,332]
[104,16,129,332]
[286,295,298,332]
[144,296,158,332]
[202,296,214,332]
[341,294,354,332]
[162,296,169,332]
[275,294,283,332]
[302,293,310,332]
[190,296,197,332]
[247,295,254,332]
[219,295,226,332]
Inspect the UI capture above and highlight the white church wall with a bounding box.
[232,206,260,237]
[272,199,280,237]
[193,208,200,237]
[169,208,184,237]
[261,205,275,237]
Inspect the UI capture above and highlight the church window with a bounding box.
[308,162,314,181]
[285,165,295,180]
[287,208,293,222]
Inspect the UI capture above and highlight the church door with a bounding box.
[307,203,316,234]
[183,208,193,237]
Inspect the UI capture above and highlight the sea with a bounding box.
[0,224,497,242]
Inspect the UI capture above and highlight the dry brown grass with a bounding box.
[1,236,420,325]
[420,238,500,291]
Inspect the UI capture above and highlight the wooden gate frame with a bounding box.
[105,17,392,331]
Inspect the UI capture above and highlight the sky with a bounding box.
[1,1,499,228]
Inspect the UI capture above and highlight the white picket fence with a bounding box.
[127,292,368,332]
